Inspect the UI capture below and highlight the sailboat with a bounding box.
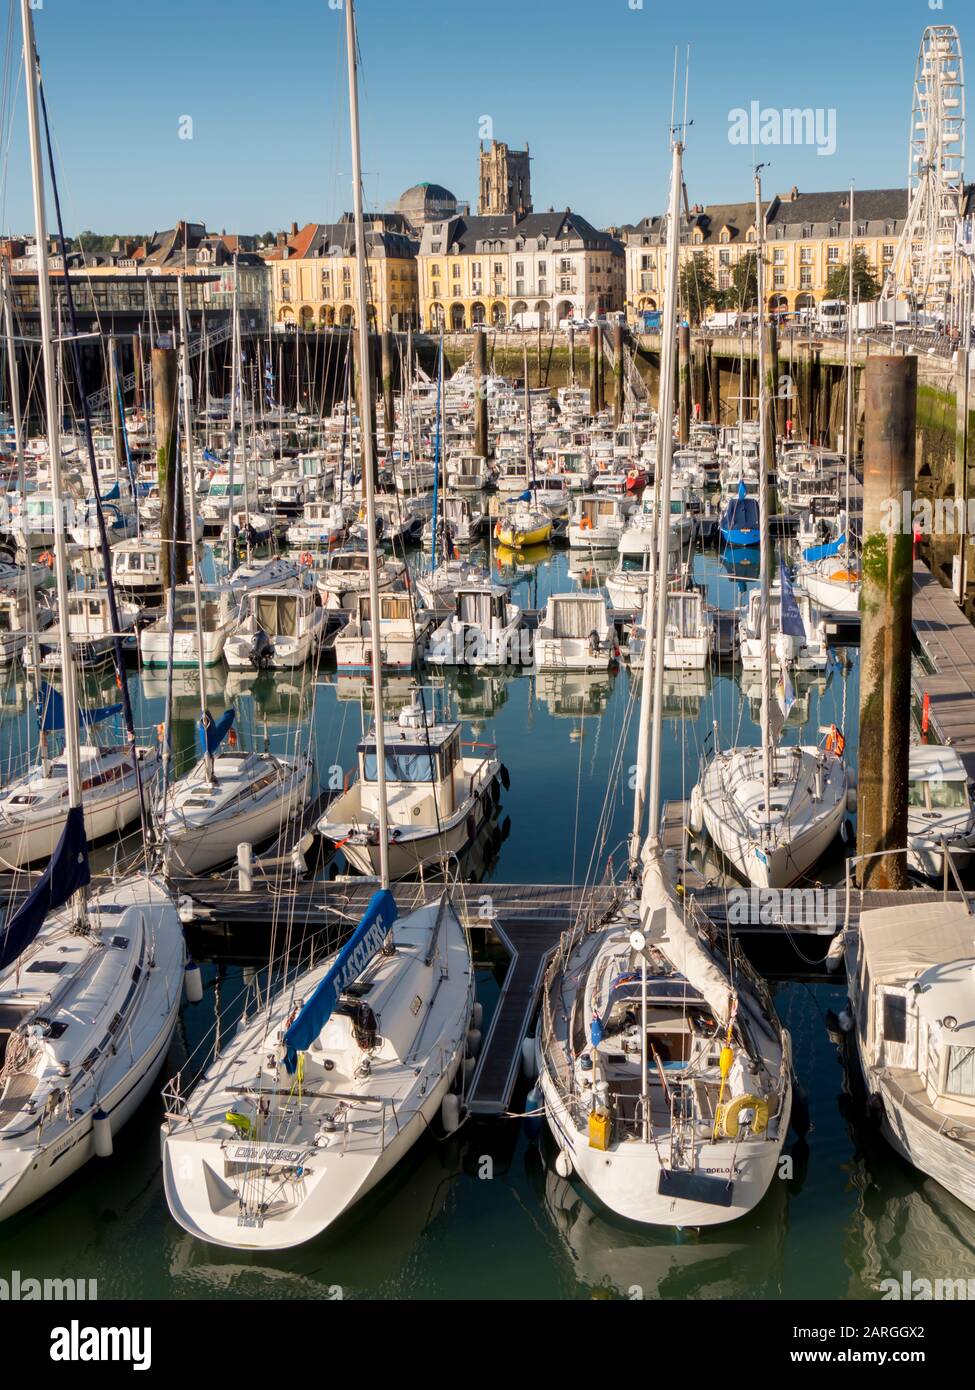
[693,170,848,890]
[0,0,184,1222]
[159,279,313,876]
[534,125,791,1227]
[161,0,474,1249]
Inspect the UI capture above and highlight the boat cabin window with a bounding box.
[127,554,142,571]
[882,993,907,1043]
[945,1045,975,1099]
[362,744,438,783]
[908,777,970,810]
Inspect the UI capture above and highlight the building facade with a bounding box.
[265,217,419,331]
[417,209,623,330]
[478,141,532,218]
[624,187,917,322]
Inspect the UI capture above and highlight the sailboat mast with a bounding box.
[1,260,47,772]
[345,0,390,889]
[754,168,773,813]
[20,0,81,811]
[643,134,683,851]
[178,276,213,780]
[844,183,854,524]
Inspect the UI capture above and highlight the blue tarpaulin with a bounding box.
[283,889,398,1072]
[802,534,846,563]
[37,683,122,733]
[202,447,221,465]
[0,805,90,972]
[779,562,806,638]
[196,708,235,758]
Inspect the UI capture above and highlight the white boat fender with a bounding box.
[521,1035,537,1081]
[554,1149,573,1179]
[839,817,852,845]
[441,1093,461,1134]
[184,959,204,1004]
[463,1055,476,1081]
[838,1008,854,1033]
[688,782,704,835]
[825,930,846,973]
[524,1085,544,1138]
[92,1108,113,1158]
[466,1028,482,1058]
[471,1001,484,1029]
[846,787,857,815]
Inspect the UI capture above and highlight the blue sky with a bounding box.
[0,0,966,236]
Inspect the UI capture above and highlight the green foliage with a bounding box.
[678,253,719,324]
[825,248,881,302]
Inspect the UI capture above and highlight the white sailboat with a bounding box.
[535,129,791,1227]
[0,0,184,1223]
[159,280,314,876]
[694,170,848,889]
[161,0,474,1250]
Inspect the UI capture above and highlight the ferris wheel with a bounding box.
[885,25,966,315]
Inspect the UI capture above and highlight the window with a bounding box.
[538,260,547,275]
[472,262,481,276]
[883,243,894,260]
[515,261,524,275]
[452,263,461,279]
[800,246,813,264]
[515,281,524,295]
[772,248,785,265]
[827,246,840,264]
[882,993,907,1044]
[773,269,785,287]
[538,280,546,294]
[493,261,503,275]
[719,250,731,266]
[946,1046,975,1098]
[430,264,440,278]
[363,749,437,782]
[800,268,812,288]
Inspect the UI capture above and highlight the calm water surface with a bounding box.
[1,540,971,1299]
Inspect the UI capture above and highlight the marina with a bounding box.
[0,0,974,1335]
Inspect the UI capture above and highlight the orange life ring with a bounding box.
[579,516,592,530]
[228,729,238,748]
[39,551,54,567]
[300,551,313,567]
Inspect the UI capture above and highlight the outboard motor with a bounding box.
[250,627,273,671]
[588,628,602,657]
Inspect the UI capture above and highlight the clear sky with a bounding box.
[0,0,966,237]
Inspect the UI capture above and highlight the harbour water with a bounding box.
[4,538,966,1301]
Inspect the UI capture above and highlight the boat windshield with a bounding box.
[362,748,437,783]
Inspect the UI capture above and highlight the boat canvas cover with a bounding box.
[458,590,495,629]
[803,534,846,563]
[256,594,298,637]
[196,708,236,757]
[640,858,733,1023]
[0,804,90,971]
[283,889,398,1073]
[858,900,975,986]
[37,682,122,732]
[551,596,605,640]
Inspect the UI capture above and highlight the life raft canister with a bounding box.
[825,724,845,757]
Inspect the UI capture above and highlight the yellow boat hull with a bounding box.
[495,520,553,549]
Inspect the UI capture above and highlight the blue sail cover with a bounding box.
[283,889,398,1073]
[202,447,221,465]
[517,489,533,502]
[779,562,806,638]
[802,533,846,563]
[196,708,235,758]
[719,493,760,546]
[37,683,122,733]
[101,481,120,501]
[0,805,90,972]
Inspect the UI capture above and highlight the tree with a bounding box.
[678,252,719,324]
[825,248,881,302]
[725,251,758,311]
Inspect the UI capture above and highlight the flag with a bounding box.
[779,562,806,638]
[0,805,90,972]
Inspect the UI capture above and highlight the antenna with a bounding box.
[682,45,691,140]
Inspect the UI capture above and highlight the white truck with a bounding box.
[853,300,912,331]
[703,310,740,332]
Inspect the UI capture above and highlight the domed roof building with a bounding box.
[395,182,460,231]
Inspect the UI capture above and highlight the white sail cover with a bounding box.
[640,855,733,1022]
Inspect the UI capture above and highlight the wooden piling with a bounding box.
[152,341,185,589]
[856,355,916,890]
[474,326,489,459]
[678,324,691,444]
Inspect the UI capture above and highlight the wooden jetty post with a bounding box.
[678,323,691,443]
[856,355,916,890]
[589,324,600,415]
[474,324,489,458]
[108,337,125,474]
[380,328,395,452]
[152,339,185,589]
[613,321,625,427]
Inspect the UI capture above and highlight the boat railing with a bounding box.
[842,844,973,932]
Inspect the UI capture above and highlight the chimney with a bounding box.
[290,221,298,238]
[790,185,799,201]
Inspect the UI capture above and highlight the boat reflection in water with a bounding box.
[532,1150,790,1299]
[535,669,616,724]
